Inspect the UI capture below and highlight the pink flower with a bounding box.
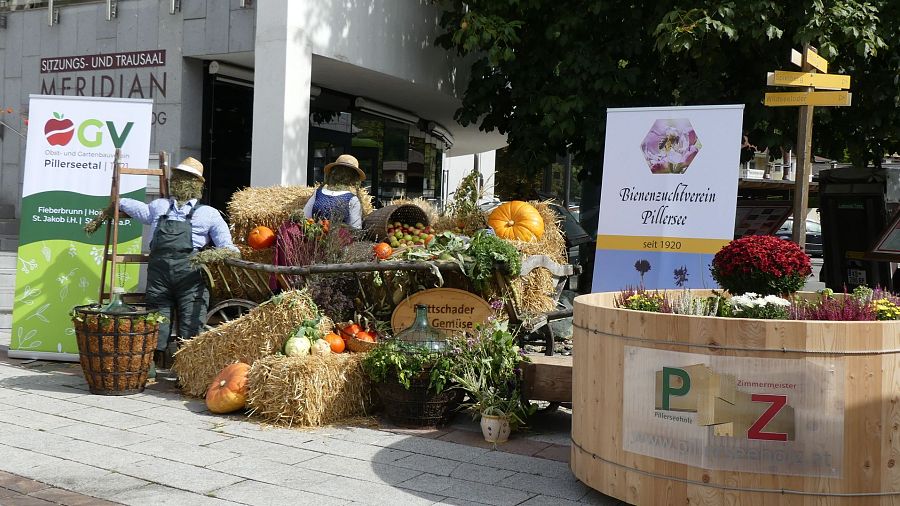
[641,118,701,174]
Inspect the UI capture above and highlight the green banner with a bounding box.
[11,95,152,360]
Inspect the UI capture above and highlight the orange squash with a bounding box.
[488,201,545,242]
[247,226,276,250]
[373,242,393,260]
[324,332,345,353]
[355,331,376,343]
[206,362,250,414]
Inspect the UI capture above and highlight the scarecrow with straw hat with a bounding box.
[86,157,238,371]
[303,154,367,228]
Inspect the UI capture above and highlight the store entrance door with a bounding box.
[201,72,253,215]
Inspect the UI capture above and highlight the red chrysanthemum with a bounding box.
[711,235,812,296]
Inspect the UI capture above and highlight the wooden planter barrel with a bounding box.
[572,291,900,505]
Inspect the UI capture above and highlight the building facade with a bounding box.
[0,0,504,246]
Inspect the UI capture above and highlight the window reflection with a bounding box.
[307,88,443,208]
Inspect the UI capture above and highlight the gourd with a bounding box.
[487,201,545,242]
[311,338,331,355]
[373,242,393,260]
[355,331,376,343]
[247,225,276,250]
[324,332,345,353]
[284,335,311,356]
[206,362,250,414]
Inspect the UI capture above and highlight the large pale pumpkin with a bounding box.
[206,362,250,414]
[488,201,545,242]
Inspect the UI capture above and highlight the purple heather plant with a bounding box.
[789,293,876,321]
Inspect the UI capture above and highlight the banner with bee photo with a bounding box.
[592,105,743,292]
[9,95,151,360]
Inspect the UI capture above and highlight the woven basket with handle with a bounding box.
[362,204,429,241]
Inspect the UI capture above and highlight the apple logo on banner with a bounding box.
[44,112,74,146]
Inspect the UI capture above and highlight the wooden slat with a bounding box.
[119,167,165,176]
[105,254,150,263]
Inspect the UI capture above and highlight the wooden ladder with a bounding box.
[98,149,169,304]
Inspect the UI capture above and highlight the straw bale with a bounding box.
[228,185,375,243]
[505,201,567,316]
[247,353,374,427]
[172,289,331,397]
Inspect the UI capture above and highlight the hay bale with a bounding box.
[506,201,567,316]
[172,290,332,397]
[228,185,375,244]
[247,354,374,427]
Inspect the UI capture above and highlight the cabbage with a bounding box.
[284,336,311,356]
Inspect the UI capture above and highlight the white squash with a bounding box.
[310,338,331,356]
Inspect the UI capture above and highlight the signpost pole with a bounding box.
[792,45,815,250]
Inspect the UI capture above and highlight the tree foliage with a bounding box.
[436,1,900,177]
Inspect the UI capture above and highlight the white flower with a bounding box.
[763,295,790,307]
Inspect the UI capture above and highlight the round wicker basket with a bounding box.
[72,304,159,396]
[362,204,429,241]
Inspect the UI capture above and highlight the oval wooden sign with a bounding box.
[391,288,493,335]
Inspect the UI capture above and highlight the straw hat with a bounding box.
[324,154,366,181]
[173,157,205,182]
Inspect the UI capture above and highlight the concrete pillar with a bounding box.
[250,0,311,187]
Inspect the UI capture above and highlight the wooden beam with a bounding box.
[522,354,572,403]
[793,44,814,250]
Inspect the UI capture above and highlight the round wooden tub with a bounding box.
[572,291,900,506]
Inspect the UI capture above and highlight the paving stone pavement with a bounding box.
[0,343,625,506]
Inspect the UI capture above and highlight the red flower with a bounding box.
[711,235,811,295]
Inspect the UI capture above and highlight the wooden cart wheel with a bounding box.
[204,299,257,329]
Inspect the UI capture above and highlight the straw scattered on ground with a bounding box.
[228,185,374,243]
[173,289,330,397]
[247,353,374,427]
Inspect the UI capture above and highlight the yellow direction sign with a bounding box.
[764,91,851,107]
[805,49,828,73]
[791,48,828,72]
[767,70,850,90]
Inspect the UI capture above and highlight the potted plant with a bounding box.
[452,363,525,443]
[362,339,461,427]
[447,319,532,443]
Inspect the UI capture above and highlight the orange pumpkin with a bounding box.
[488,201,545,242]
[247,226,276,250]
[355,331,376,343]
[373,242,393,260]
[324,332,345,353]
[206,362,250,414]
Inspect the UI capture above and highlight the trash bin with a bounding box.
[819,166,900,291]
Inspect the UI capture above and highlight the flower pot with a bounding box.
[480,414,511,443]
[573,290,900,505]
[375,374,463,428]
